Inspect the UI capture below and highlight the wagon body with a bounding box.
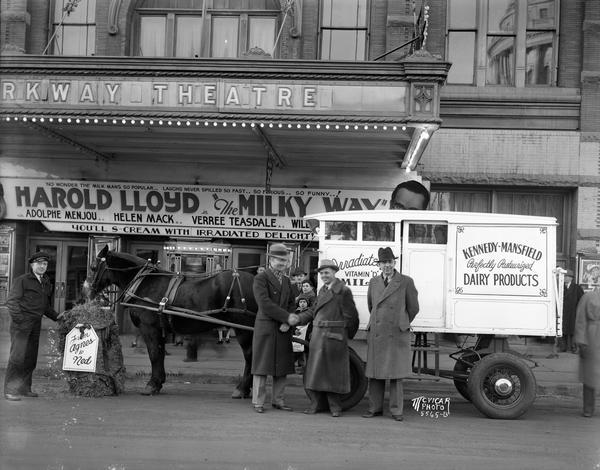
[306,209,562,337]
[305,209,564,419]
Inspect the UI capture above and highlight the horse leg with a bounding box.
[231,329,253,399]
[139,322,167,396]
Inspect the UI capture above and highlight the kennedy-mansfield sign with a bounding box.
[1,178,389,240]
[1,78,407,115]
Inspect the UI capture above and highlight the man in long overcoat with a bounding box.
[4,251,63,401]
[363,247,419,421]
[251,243,298,413]
[562,269,584,353]
[297,259,359,417]
[574,278,600,417]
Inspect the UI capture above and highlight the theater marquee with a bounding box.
[1,178,390,241]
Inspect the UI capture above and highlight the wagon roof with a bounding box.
[305,210,558,226]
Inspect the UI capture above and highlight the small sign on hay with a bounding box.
[63,324,99,372]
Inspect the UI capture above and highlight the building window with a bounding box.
[320,0,368,61]
[211,16,239,58]
[209,15,276,58]
[430,187,571,259]
[446,0,558,86]
[135,12,203,57]
[133,7,277,58]
[51,0,96,56]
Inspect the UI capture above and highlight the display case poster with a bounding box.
[455,225,549,297]
[578,256,600,291]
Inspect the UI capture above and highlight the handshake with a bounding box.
[279,313,300,333]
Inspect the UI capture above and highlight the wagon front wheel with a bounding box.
[467,352,536,419]
[340,347,368,411]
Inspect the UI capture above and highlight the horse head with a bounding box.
[87,246,148,299]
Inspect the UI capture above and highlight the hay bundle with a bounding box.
[59,300,126,397]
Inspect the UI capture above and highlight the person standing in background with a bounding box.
[574,274,600,417]
[290,266,306,300]
[561,269,584,353]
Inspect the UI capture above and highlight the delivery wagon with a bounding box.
[306,209,564,419]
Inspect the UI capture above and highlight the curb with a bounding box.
[10,364,582,400]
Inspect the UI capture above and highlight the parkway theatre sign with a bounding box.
[1,178,390,241]
[0,78,407,115]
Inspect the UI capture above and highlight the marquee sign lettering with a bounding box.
[0,178,390,241]
[0,78,407,115]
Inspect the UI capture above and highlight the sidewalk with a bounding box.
[0,330,583,398]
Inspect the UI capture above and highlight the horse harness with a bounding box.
[116,263,254,336]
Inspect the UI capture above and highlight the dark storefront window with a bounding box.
[430,187,571,261]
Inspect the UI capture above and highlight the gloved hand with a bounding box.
[279,323,291,333]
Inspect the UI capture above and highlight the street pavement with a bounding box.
[0,328,583,400]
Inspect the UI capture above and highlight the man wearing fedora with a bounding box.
[296,259,359,417]
[251,243,299,413]
[4,251,63,401]
[562,269,584,353]
[363,247,419,421]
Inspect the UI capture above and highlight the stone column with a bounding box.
[0,0,29,54]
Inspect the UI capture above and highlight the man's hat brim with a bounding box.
[317,260,339,272]
[28,251,50,263]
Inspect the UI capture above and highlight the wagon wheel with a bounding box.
[452,352,484,402]
[467,352,536,419]
[340,347,368,411]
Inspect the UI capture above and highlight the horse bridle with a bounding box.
[89,256,145,299]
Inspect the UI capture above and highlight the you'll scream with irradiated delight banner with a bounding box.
[0,178,390,240]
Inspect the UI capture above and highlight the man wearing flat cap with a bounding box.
[296,258,359,417]
[4,251,63,401]
[363,247,419,421]
[290,266,306,301]
[251,243,299,413]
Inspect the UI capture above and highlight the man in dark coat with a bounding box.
[561,269,584,353]
[297,259,359,417]
[363,247,419,421]
[4,251,63,401]
[251,243,298,413]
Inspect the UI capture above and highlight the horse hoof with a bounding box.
[141,386,160,396]
[231,389,250,399]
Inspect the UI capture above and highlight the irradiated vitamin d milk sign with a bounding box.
[455,225,548,297]
[63,325,99,372]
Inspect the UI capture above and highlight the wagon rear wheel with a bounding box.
[340,347,368,411]
[467,352,536,419]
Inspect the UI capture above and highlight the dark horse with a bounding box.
[89,246,257,397]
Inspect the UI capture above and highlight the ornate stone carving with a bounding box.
[108,0,122,35]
